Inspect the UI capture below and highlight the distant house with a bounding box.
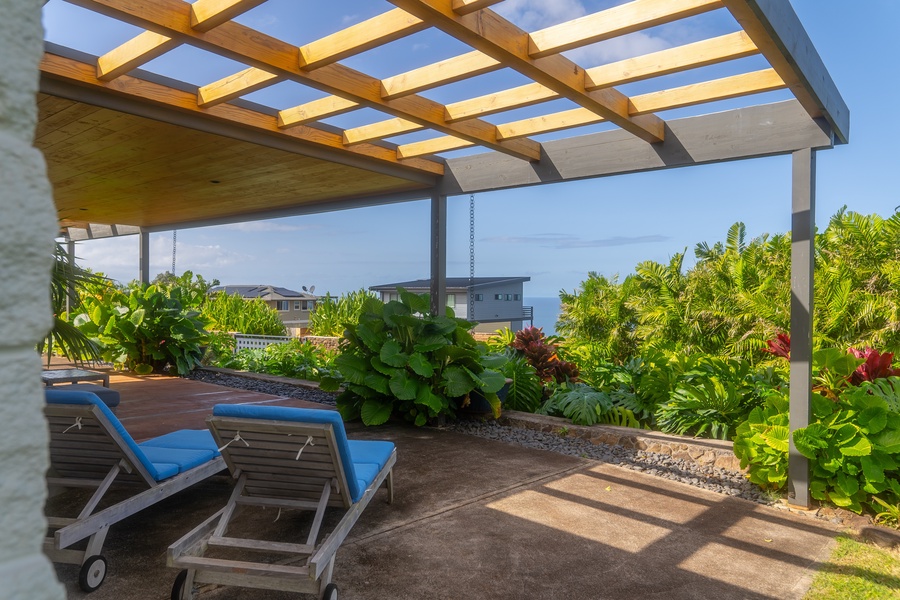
[370,277,532,333]
[211,285,318,336]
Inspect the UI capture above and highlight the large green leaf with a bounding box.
[334,353,369,385]
[360,400,393,426]
[860,455,886,483]
[380,340,409,368]
[389,371,418,400]
[415,384,443,413]
[413,334,449,353]
[840,435,873,457]
[408,352,434,378]
[442,365,477,397]
[761,426,790,453]
[364,372,390,395]
[382,301,410,327]
[792,424,828,458]
[130,308,146,327]
[355,322,383,352]
[859,406,888,435]
[399,289,430,314]
[477,369,506,394]
[873,428,900,453]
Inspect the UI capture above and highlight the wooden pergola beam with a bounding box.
[380,51,499,100]
[190,0,267,32]
[298,8,427,71]
[387,0,666,144]
[529,0,722,59]
[344,117,422,146]
[444,31,758,124]
[96,31,178,81]
[41,52,445,176]
[66,0,542,162]
[721,0,849,143]
[451,0,502,15]
[96,0,264,81]
[198,66,282,108]
[278,96,359,129]
[401,69,785,153]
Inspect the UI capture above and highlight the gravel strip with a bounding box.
[187,370,768,505]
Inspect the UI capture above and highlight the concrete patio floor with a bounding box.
[47,370,841,599]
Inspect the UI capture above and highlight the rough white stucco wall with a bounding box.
[0,0,67,598]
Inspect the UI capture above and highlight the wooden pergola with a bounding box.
[37,0,848,508]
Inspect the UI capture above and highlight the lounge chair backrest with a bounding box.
[210,405,360,508]
[45,389,158,484]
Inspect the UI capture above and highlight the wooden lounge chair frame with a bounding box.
[44,395,225,592]
[168,410,395,600]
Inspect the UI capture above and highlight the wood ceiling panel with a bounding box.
[37,95,428,228]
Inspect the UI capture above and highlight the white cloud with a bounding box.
[216,221,320,233]
[495,0,587,30]
[565,32,672,66]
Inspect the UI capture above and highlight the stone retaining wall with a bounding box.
[499,410,744,473]
[302,336,341,352]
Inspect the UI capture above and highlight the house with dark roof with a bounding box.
[370,277,532,333]
[211,285,319,335]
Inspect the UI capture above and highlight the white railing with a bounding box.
[233,333,293,351]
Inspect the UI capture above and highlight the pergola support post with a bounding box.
[139,230,150,285]
[430,192,447,316]
[788,147,816,509]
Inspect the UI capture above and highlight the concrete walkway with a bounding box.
[49,373,840,599]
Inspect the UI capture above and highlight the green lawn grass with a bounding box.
[805,536,900,599]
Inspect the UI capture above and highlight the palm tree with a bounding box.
[38,242,104,366]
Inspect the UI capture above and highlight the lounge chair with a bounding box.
[168,405,396,600]
[44,389,225,592]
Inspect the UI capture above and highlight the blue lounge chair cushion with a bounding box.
[348,440,395,471]
[46,389,217,483]
[138,446,217,476]
[212,405,394,503]
[140,430,219,452]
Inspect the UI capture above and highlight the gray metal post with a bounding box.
[139,230,150,285]
[788,147,816,509]
[430,192,447,316]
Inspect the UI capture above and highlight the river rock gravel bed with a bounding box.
[188,369,769,505]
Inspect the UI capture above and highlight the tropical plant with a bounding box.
[320,290,507,426]
[510,326,579,383]
[151,270,218,310]
[39,243,105,365]
[73,283,207,375]
[539,382,613,426]
[218,339,337,381]
[655,377,747,440]
[202,291,286,336]
[308,289,376,337]
[732,391,791,489]
[498,353,543,413]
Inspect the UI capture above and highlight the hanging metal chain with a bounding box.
[172,230,177,275]
[468,193,475,320]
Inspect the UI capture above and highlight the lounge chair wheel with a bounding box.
[171,569,189,600]
[78,555,107,592]
[321,583,338,600]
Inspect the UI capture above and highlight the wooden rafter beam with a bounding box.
[400,69,785,155]
[451,0,503,15]
[278,96,359,128]
[528,0,722,58]
[299,8,427,71]
[64,0,542,162]
[190,0,267,32]
[381,50,499,100]
[344,118,422,146]
[40,52,445,176]
[444,31,758,123]
[198,66,282,107]
[720,0,849,143]
[387,0,665,144]
[398,136,474,160]
[96,0,264,81]
[96,31,178,81]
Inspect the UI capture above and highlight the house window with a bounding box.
[494,294,503,300]
[513,294,520,301]
[505,294,512,301]
[301,300,314,311]
[277,300,289,311]
[446,294,455,307]
[294,301,301,310]
[474,294,483,301]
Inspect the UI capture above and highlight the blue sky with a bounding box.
[44,1,899,299]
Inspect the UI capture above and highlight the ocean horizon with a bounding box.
[525,296,561,336]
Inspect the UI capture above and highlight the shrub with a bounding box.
[510,326,579,383]
[219,339,336,381]
[308,289,375,337]
[321,290,506,426]
[74,283,207,375]
[202,291,286,336]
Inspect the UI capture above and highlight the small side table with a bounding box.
[41,368,110,388]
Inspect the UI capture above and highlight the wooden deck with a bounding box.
[45,362,329,442]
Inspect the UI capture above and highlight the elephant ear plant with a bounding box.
[320,290,507,426]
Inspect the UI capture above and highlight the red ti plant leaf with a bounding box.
[763,333,791,360]
[848,347,900,385]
